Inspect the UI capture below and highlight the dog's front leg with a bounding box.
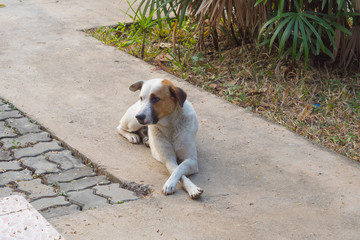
[149,130,180,195]
[163,158,203,199]
[150,128,203,198]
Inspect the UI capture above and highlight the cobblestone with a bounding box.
[46,150,84,170]
[40,205,80,219]
[0,122,17,139]
[44,166,96,184]
[57,175,110,192]
[0,160,22,172]
[13,141,63,159]
[0,104,12,111]
[16,179,57,200]
[0,186,26,198]
[0,186,14,198]
[6,117,41,134]
[0,110,21,121]
[20,156,60,175]
[0,132,51,149]
[0,100,140,219]
[94,183,139,203]
[67,189,108,210]
[30,196,70,211]
[0,148,13,161]
[0,169,33,186]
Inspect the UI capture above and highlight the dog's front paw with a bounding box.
[142,136,150,147]
[124,133,141,144]
[162,180,177,196]
[189,187,203,199]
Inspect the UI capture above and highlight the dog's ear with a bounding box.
[170,86,187,107]
[129,81,144,92]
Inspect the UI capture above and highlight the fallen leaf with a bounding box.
[209,83,218,89]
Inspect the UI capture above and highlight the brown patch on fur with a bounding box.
[161,79,187,107]
[161,79,174,87]
[151,83,177,120]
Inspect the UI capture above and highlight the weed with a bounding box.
[58,191,67,196]
[11,139,21,149]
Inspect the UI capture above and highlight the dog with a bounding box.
[117,78,203,199]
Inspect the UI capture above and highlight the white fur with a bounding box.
[117,79,203,199]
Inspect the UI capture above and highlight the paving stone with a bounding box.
[0,186,14,198]
[6,117,41,134]
[13,141,63,159]
[44,166,96,184]
[0,169,33,186]
[0,122,17,139]
[20,156,60,175]
[40,204,80,219]
[46,150,84,170]
[0,132,51,149]
[0,110,21,121]
[16,179,57,200]
[0,148,13,161]
[94,183,138,203]
[0,160,22,172]
[0,186,27,198]
[57,175,110,192]
[0,104,12,111]
[30,196,70,211]
[67,189,108,210]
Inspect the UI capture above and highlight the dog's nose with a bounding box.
[136,114,146,123]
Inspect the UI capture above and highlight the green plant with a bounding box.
[11,139,21,149]
[256,0,360,67]
[124,0,164,58]
[257,0,352,65]
[58,191,67,196]
[132,0,199,29]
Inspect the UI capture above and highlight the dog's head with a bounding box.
[129,78,187,125]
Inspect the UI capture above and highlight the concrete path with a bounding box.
[1,0,359,239]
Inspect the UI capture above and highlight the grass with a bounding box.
[85,20,360,162]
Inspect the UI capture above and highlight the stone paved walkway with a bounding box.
[0,99,139,219]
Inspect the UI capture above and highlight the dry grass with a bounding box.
[86,24,360,161]
[198,44,359,161]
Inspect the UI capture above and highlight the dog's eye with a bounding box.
[140,96,143,101]
[151,96,160,104]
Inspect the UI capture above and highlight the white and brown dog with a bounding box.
[117,78,203,199]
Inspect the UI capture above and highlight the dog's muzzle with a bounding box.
[136,105,158,125]
[135,113,147,125]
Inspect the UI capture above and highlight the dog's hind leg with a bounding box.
[117,101,143,144]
